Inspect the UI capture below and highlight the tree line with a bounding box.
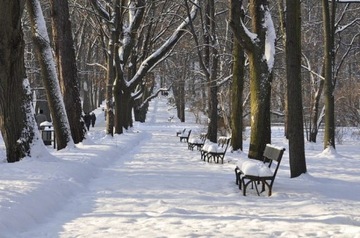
[0,0,359,178]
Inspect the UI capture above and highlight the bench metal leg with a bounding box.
[235,167,239,185]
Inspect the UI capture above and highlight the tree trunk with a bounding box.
[231,39,245,151]
[205,0,218,143]
[177,58,187,122]
[229,0,273,160]
[246,0,271,160]
[50,0,85,143]
[0,0,38,162]
[309,79,324,142]
[286,0,307,178]
[113,88,123,134]
[173,80,185,122]
[322,0,336,149]
[26,0,73,150]
[276,0,288,138]
[179,83,185,123]
[248,52,271,159]
[105,47,115,136]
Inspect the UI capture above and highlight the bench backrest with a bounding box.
[218,137,231,153]
[187,130,192,137]
[262,144,285,186]
[200,133,207,141]
[263,144,284,162]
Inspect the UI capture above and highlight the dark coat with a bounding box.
[84,113,91,130]
[90,113,96,127]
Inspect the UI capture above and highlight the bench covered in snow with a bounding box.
[200,137,231,164]
[179,129,192,142]
[234,144,285,196]
[176,128,186,137]
[187,133,207,150]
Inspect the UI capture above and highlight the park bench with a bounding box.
[168,115,174,122]
[179,129,192,142]
[187,133,207,151]
[234,144,285,196]
[176,128,186,137]
[200,137,231,164]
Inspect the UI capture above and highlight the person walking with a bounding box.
[90,112,96,127]
[83,113,91,130]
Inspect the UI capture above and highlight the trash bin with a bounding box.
[39,121,53,146]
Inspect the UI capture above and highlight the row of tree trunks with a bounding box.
[89,0,200,136]
[229,0,272,160]
[26,0,73,150]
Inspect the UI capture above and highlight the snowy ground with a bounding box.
[0,96,360,238]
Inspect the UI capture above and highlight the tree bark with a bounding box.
[0,0,39,162]
[229,0,273,160]
[309,79,324,142]
[173,79,185,122]
[197,0,219,143]
[322,0,336,149]
[50,0,86,143]
[230,38,245,151]
[286,0,307,177]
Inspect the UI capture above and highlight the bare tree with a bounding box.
[229,0,275,160]
[90,0,200,135]
[186,0,220,143]
[322,0,337,149]
[26,0,73,150]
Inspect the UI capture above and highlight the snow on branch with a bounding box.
[334,32,360,84]
[126,0,200,91]
[132,82,147,101]
[89,0,110,21]
[87,63,107,71]
[121,1,146,64]
[335,18,360,34]
[217,74,232,87]
[264,9,276,71]
[229,0,258,51]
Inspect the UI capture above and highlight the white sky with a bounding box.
[0,95,360,237]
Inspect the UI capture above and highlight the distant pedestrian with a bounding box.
[91,112,96,127]
[83,112,91,130]
[35,109,47,129]
[108,109,114,135]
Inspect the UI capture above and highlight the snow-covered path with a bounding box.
[7,96,360,238]
[20,99,241,237]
